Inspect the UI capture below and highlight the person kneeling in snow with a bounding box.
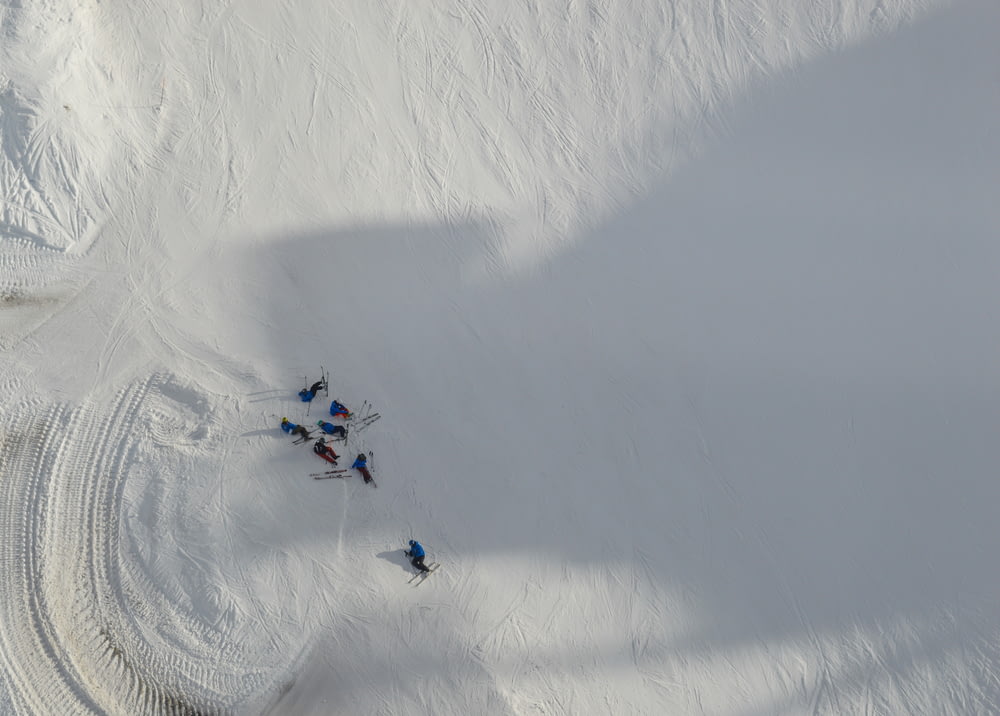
[329,399,351,418]
[315,420,347,439]
[313,437,339,464]
[405,540,431,572]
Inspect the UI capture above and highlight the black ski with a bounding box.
[310,469,348,477]
[348,401,367,422]
[353,414,381,433]
[367,450,378,488]
[355,402,375,423]
[409,563,440,584]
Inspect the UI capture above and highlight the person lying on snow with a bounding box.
[405,540,431,572]
[298,378,326,402]
[315,420,347,439]
[329,399,351,418]
[351,453,373,484]
[280,417,312,440]
[313,437,339,464]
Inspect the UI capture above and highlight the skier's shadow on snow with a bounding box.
[375,550,413,572]
[239,428,288,439]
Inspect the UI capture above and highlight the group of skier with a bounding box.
[280,376,372,482]
[280,419,371,484]
[279,374,433,574]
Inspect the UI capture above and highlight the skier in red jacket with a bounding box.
[313,437,339,464]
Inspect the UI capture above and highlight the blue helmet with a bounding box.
[408,540,416,547]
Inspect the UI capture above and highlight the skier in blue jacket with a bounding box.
[351,453,373,484]
[329,399,351,418]
[299,378,326,402]
[280,417,311,441]
[405,540,431,572]
[315,420,347,439]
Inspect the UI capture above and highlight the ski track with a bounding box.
[0,376,286,714]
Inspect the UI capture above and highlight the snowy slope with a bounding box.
[1,0,998,714]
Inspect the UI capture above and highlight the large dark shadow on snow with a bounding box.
[574,3,1000,706]
[233,1,1000,712]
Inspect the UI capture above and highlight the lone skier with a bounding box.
[405,540,431,572]
[299,378,326,402]
[313,437,339,464]
[315,420,347,439]
[329,399,351,418]
[280,417,312,441]
[351,453,373,484]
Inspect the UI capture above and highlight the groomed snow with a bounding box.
[0,0,998,714]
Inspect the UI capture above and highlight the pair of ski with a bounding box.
[311,469,348,480]
[312,471,377,487]
[351,413,381,434]
[302,366,329,416]
[293,431,345,446]
[306,366,329,397]
[350,401,379,424]
[365,450,378,488]
[408,563,440,585]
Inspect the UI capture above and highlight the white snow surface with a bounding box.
[0,0,998,713]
